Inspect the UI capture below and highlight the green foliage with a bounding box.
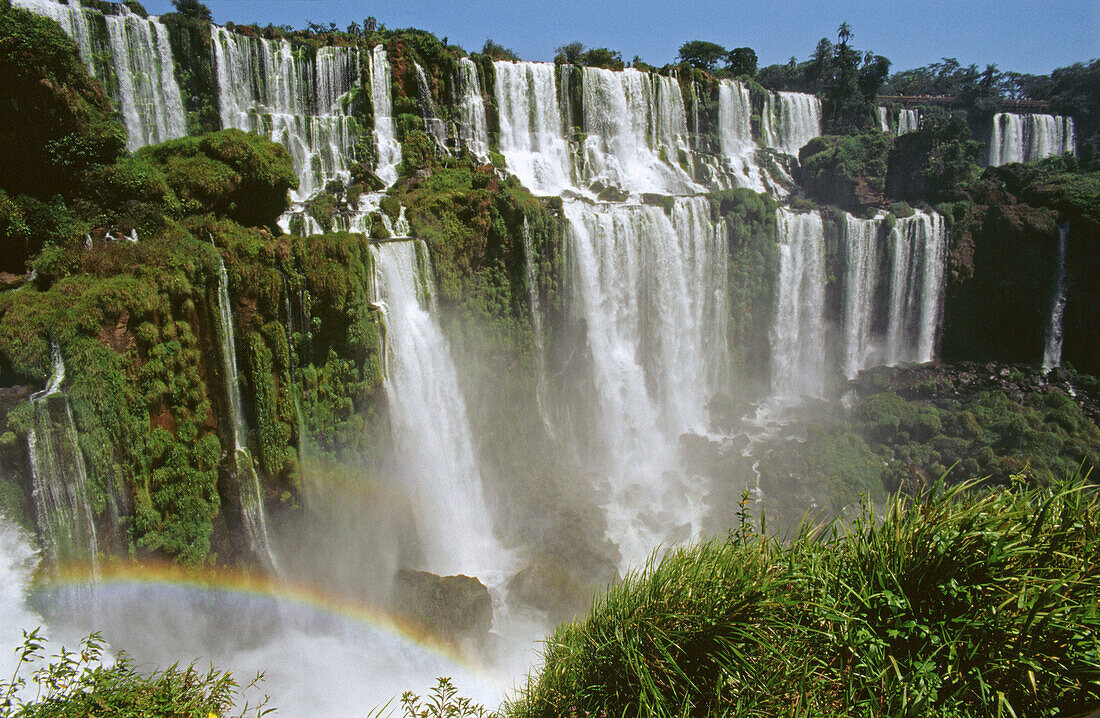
[139,130,297,227]
[398,164,560,360]
[505,476,1100,717]
[480,39,518,62]
[244,329,294,482]
[0,629,270,717]
[886,111,980,202]
[799,132,892,210]
[0,3,125,199]
[171,0,212,22]
[677,40,727,71]
[726,47,757,78]
[709,188,778,388]
[577,47,623,71]
[161,12,220,135]
[553,41,583,65]
[850,368,1100,491]
[399,678,489,718]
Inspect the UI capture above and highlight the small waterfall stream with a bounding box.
[1043,224,1070,371]
[211,27,361,202]
[456,57,490,161]
[215,259,280,572]
[760,91,822,157]
[26,342,98,565]
[370,44,403,187]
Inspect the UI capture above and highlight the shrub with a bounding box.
[0,629,270,717]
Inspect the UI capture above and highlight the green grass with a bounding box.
[501,475,1100,718]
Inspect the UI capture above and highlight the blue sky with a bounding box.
[143,0,1097,75]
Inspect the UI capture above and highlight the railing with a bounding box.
[877,95,1052,111]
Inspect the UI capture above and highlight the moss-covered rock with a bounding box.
[799,132,893,211]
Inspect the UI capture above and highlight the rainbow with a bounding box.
[35,560,487,672]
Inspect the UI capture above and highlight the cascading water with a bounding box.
[564,198,726,567]
[840,214,883,379]
[898,109,919,134]
[1043,224,1069,371]
[455,57,490,161]
[760,91,822,157]
[211,27,361,202]
[414,62,449,151]
[876,106,890,132]
[770,208,826,399]
[26,342,98,565]
[215,259,280,572]
[883,211,946,367]
[12,0,186,151]
[522,218,555,437]
[839,210,947,377]
[371,240,503,578]
[717,79,767,192]
[0,516,44,685]
[876,107,919,135]
[987,113,1076,166]
[369,44,403,187]
[579,67,698,195]
[494,61,575,195]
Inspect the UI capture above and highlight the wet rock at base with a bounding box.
[391,569,492,642]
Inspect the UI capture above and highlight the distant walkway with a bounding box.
[877,95,1052,112]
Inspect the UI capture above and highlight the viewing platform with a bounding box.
[877,95,1052,111]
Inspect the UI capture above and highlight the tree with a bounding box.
[806,38,834,89]
[581,47,623,70]
[726,47,757,77]
[555,41,584,64]
[481,38,519,62]
[837,21,853,46]
[170,0,211,21]
[677,40,727,71]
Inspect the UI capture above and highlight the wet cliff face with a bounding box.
[940,162,1100,375]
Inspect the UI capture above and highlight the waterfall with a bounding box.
[717,79,766,192]
[211,27,361,201]
[522,218,554,436]
[898,109,919,134]
[770,208,826,399]
[883,211,946,366]
[838,210,946,377]
[876,107,919,136]
[1043,224,1069,371]
[987,113,1076,166]
[214,259,280,572]
[494,61,574,195]
[371,240,501,577]
[369,44,402,187]
[563,197,725,567]
[840,214,882,379]
[0,516,44,684]
[579,67,698,195]
[456,57,490,161]
[12,0,186,151]
[760,91,822,157]
[876,107,890,132]
[26,342,98,565]
[414,62,449,151]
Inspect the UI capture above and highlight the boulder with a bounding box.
[391,569,492,642]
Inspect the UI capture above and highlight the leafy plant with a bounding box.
[0,629,271,717]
